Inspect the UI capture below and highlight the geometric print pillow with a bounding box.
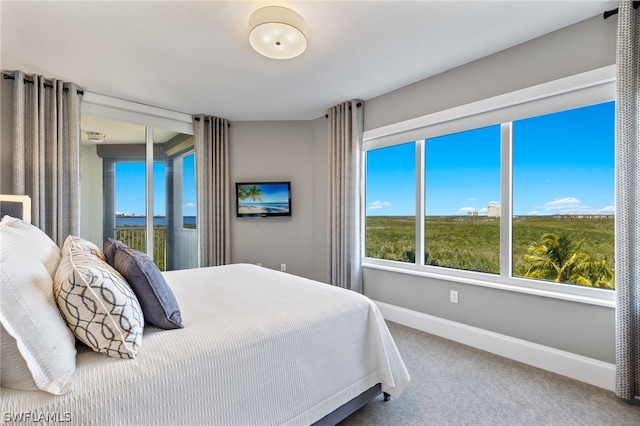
[54,236,144,359]
[64,234,107,262]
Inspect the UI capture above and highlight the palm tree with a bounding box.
[238,184,263,207]
[522,233,614,289]
[402,249,439,266]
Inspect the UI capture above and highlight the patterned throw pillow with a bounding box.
[65,234,106,262]
[54,235,144,359]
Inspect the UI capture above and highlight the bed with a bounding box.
[0,198,410,425]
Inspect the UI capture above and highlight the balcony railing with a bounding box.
[114,226,198,271]
[115,227,167,270]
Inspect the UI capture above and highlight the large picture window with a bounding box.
[365,142,416,263]
[425,125,501,273]
[512,102,615,288]
[362,68,615,300]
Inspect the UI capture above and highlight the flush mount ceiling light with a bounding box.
[249,6,308,60]
[86,131,106,143]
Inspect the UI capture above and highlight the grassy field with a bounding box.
[366,215,615,285]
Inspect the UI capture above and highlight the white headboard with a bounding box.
[0,194,32,224]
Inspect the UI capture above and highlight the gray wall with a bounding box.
[360,15,617,363]
[365,15,617,131]
[229,119,328,282]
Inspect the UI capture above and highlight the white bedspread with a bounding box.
[1,264,409,425]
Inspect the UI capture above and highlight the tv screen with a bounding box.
[236,182,291,217]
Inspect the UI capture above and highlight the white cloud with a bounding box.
[488,200,500,206]
[598,205,615,214]
[542,197,608,214]
[368,200,391,210]
[459,206,476,213]
[479,207,488,213]
[528,198,614,215]
[184,202,196,208]
[469,197,477,201]
[544,197,581,212]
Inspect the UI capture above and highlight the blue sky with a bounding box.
[366,101,615,216]
[115,153,196,217]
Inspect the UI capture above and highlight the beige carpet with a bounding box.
[340,321,640,425]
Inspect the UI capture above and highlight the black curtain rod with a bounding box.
[324,101,363,118]
[3,73,84,95]
[604,1,639,19]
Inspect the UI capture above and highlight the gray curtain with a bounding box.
[192,114,230,267]
[327,100,364,292]
[615,0,640,403]
[10,70,83,246]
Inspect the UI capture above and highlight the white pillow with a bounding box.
[54,236,144,358]
[0,215,60,276]
[1,324,39,391]
[0,216,76,395]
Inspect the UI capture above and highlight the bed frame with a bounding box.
[313,384,390,425]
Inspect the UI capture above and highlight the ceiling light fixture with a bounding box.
[249,6,308,60]
[86,131,106,143]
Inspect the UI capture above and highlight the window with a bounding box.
[365,142,416,262]
[106,131,197,272]
[114,160,148,257]
[512,102,615,289]
[425,125,501,273]
[112,160,174,272]
[362,67,615,301]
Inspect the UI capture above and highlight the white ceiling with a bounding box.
[2,0,616,122]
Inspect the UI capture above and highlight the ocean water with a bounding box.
[116,216,196,227]
[237,202,290,213]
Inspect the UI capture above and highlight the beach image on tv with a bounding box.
[237,183,290,215]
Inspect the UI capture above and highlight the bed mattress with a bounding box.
[1,263,409,425]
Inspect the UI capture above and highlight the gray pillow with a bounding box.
[104,238,127,266]
[113,245,184,330]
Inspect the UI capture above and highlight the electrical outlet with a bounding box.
[450,290,459,304]
[281,263,287,272]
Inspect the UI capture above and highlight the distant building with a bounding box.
[488,204,501,217]
[467,210,478,216]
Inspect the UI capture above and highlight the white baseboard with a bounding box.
[374,300,615,391]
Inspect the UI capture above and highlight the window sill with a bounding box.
[362,259,615,309]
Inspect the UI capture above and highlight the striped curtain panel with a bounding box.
[327,100,364,293]
[10,70,83,246]
[192,114,231,267]
[615,0,640,403]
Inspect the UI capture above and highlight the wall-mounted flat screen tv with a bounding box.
[236,181,291,217]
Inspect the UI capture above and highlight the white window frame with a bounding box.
[362,65,616,307]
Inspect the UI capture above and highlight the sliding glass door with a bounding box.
[80,115,197,271]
